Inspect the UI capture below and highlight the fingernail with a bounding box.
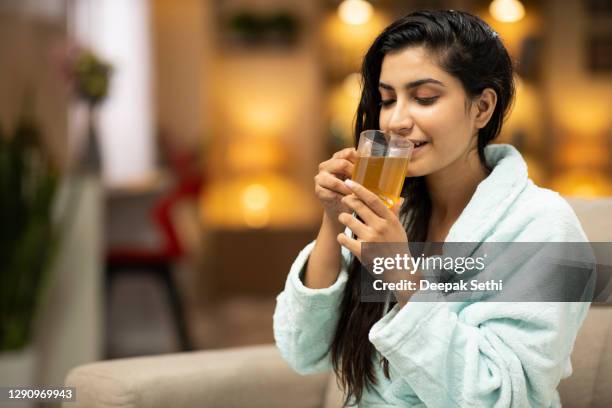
[344,179,355,188]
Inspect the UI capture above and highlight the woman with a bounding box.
[273,10,591,407]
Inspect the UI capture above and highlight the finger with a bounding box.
[337,231,361,260]
[338,211,370,239]
[315,184,345,202]
[333,147,359,163]
[315,172,353,196]
[320,158,354,180]
[340,194,378,226]
[344,179,390,219]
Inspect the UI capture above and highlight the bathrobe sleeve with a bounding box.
[273,234,353,375]
[369,206,594,407]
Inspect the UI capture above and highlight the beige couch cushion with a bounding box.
[567,198,612,302]
[559,306,612,408]
[65,344,328,408]
[565,197,612,242]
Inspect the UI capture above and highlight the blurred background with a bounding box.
[1,0,611,393]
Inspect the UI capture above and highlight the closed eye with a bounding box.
[380,99,395,107]
[414,96,438,105]
[379,96,438,108]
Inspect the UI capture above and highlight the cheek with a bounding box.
[414,107,443,132]
[379,111,389,129]
[379,99,472,143]
[423,102,472,146]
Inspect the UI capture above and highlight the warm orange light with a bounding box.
[242,184,270,212]
[322,8,389,74]
[489,0,525,23]
[522,155,546,186]
[556,142,610,169]
[554,97,610,140]
[482,5,540,57]
[342,72,362,99]
[226,139,284,173]
[240,102,287,136]
[214,60,301,139]
[243,209,270,229]
[550,170,612,198]
[499,75,545,147]
[338,0,373,26]
[328,73,362,146]
[199,173,320,229]
[242,184,271,228]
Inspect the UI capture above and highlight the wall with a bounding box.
[152,0,209,151]
[0,4,68,167]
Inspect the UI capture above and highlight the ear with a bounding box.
[473,88,497,130]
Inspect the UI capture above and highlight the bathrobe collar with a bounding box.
[445,144,529,243]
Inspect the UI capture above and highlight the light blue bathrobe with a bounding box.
[273,144,592,407]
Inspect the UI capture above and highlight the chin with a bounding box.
[405,162,433,178]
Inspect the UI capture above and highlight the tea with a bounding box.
[352,156,409,208]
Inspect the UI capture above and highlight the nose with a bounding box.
[383,102,414,136]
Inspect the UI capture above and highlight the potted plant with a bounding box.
[0,99,62,385]
[58,45,112,173]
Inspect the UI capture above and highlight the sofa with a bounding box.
[64,198,612,408]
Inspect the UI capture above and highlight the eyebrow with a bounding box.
[378,78,445,90]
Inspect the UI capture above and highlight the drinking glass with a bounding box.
[351,130,414,208]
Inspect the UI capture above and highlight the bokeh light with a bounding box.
[489,0,525,23]
[338,0,373,26]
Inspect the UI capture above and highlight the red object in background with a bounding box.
[105,143,204,355]
[106,166,203,263]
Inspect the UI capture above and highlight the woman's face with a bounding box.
[378,46,485,177]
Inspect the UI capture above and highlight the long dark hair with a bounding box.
[330,10,516,406]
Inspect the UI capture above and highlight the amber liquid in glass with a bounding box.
[352,156,409,208]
